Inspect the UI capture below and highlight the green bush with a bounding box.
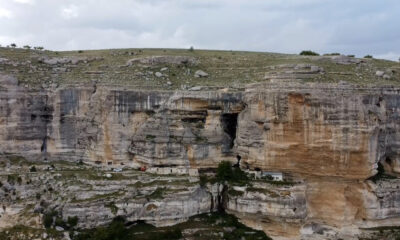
[74,217,127,240]
[43,212,55,228]
[364,55,373,58]
[300,50,320,56]
[216,161,233,182]
[216,161,249,185]
[55,216,67,229]
[148,187,165,199]
[30,166,37,172]
[324,53,340,56]
[199,175,208,187]
[67,216,79,228]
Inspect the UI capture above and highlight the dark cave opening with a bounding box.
[221,113,238,150]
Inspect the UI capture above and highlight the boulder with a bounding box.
[194,70,209,78]
[126,56,197,66]
[155,72,163,78]
[376,71,385,77]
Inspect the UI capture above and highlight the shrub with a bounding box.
[30,166,37,172]
[43,212,55,228]
[364,55,373,59]
[148,187,165,199]
[161,228,182,239]
[188,46,194,52]
[347,55,355,58]
[216,161,233,182]
[55,216,67,229]
[23,45,31,49]
[216,161,249,185]
[324,53,340,56]
[10,43,16,48]
[199,175,208,187]
[17,177,22,185]
[67,216,79,228]
[300,50,319,56]
[7,175,16,184]
[78,50,84,53]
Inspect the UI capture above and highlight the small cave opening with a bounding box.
[40,137,47,153]
[221,113,239,150]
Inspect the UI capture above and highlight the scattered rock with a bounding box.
[105,173,112,178]
[55,226,64,231]
[189,86,202,91]
[38,56,102,65]
[160,67,168,72]
[376,71,385,77]
[166,81,172,86]
[85,71,104,74]
[126,56,197,66]
[310,65,322,73]
[194,70,209,78]
[155,72,163,78]
[330,55,361,65]
[383,74,391,80]
[0,57,9,63]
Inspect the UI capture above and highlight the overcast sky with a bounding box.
[0,0,399,61]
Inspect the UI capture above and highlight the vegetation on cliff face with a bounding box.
[72,213,271,240]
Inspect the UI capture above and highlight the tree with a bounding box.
[364,55,373,59]
[300,50,319,56]
[23,45,31,49]
[10,43,16,48]
[216,161,233,182]
[188,46,194,52]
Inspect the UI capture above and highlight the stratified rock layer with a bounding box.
[1,71,400,239]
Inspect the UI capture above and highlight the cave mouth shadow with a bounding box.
[221,113,238,150]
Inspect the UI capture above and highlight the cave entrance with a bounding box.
[221,113,238,150]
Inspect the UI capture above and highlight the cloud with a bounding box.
[0,0,399,61]
[61,5,79,19]
[0,8,13,18]
[12,0,34,4]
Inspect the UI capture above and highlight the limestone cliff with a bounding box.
[0,48,400,240]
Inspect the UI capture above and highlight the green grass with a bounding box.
[1,47,398,89]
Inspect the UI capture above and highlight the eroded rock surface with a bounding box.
[1,70,400,239]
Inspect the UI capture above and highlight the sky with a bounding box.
[0,0,399,61]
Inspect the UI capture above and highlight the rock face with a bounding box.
[1,71,400,239]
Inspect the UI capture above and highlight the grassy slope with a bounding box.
[0,47,399,89]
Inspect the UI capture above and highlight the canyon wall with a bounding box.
[1,72,400,239]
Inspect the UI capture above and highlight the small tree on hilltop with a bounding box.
[10,43,16,48]
[23,45,31,49]
[300,50,319,56]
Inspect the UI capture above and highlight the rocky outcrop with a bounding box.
[1,69,400,239]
